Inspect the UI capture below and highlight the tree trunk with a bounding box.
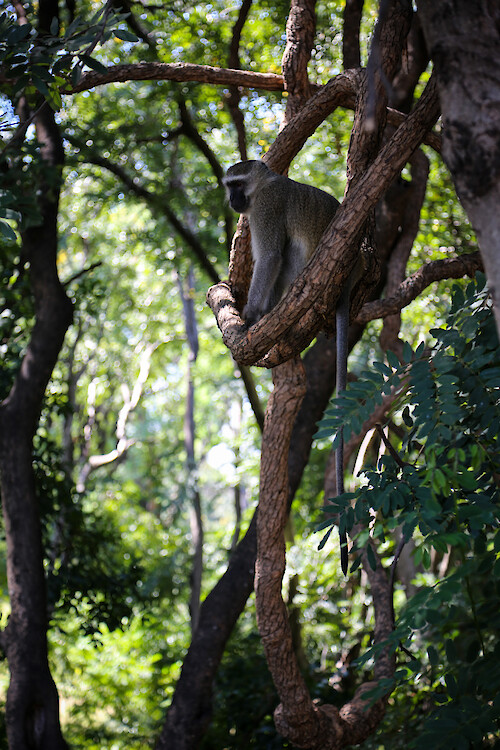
[178,268,204,632]
[155,516,257,750]
[0,102,71,748]
[0,414,69,750]
[417,0,500,331]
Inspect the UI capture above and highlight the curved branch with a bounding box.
[356,251,483,324]
[380,148,430,354]
[61,63,440,154]
[207,73,440,368]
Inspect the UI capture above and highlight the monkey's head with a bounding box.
[223,160,272,216]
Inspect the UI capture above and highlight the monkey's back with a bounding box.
[271,174,339,255]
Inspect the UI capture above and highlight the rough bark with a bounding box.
[255,360,320,746]
[357,251,483,324]
[0,101,71,749]
[343,0,364,69]
[64,61,285,94]
[256,356,392,750]
[417,0,500,331]
[281,0,317,116]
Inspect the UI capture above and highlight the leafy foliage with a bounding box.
[0,6,137,100]
[319,275,500,746]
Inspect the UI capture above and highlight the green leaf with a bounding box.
[113,28,140,42]
[0,220,17,241]
[79,54,108,73]
[32,75,49,96]
[7,23,32,43]
[402,341,413,363]
[366,543,377,571]
[46,85,63,111]
[427,645,439,665]
[386,350,400,370]
[71,65,82,86]
[402,405,413,427]
[372,361,392,377]
[317,527,333,551]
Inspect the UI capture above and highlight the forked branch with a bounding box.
[207,73,440,368]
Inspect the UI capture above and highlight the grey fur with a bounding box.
[223,160,340,325]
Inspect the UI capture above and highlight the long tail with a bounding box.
[336,288,350,576]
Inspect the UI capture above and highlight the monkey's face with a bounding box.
[226,180,250,214]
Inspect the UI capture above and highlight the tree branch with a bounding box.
[356,251,483,324]
[343,0,364,69]
[77,342,158,490]
[64,61,284,94]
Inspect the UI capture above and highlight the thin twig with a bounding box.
[375,422,408,468]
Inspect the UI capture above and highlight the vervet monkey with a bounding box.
[223,160,340,325]
[224,159,351,575]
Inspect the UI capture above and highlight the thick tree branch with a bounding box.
[64,61,284,94]
[281,0,317,117]
[61,62,440,152]
[379,148,429,354]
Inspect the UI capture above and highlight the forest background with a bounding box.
[0,0,499,749]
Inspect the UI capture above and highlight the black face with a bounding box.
[227,181,250,213]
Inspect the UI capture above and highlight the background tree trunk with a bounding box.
[418,0,500,331]
[0,102,71,749]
